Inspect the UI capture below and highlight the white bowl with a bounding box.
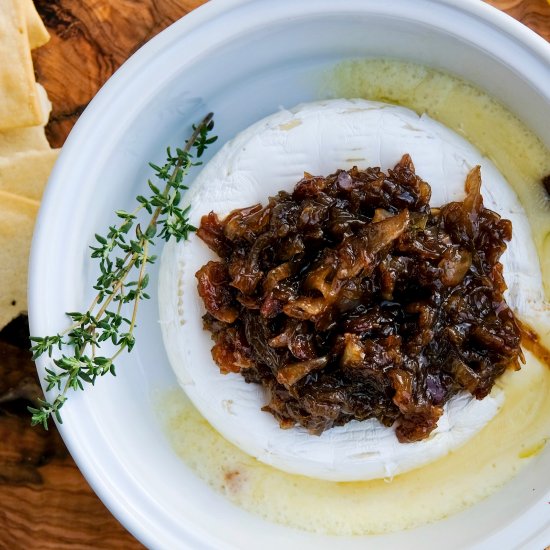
[29,0,550,548]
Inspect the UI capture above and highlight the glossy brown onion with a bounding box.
[196,156,522,442]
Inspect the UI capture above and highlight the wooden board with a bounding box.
[1,1,549,547]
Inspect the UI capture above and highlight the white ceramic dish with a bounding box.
[29,0,550,548]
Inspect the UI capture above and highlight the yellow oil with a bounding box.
[158,59,550,535]
[160,351,550,535]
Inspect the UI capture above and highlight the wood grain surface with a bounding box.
[1,1,548,548]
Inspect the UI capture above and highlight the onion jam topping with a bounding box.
[195,155,523,442]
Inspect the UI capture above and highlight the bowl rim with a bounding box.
[28,0,550,548]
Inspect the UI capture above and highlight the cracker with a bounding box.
[0,0,43,130]
[24,0,49,50]
[0,83,52,154]
[0,127,49,155]
[35,82,52,126]
[0,149,59,201]
[0,190,39,329]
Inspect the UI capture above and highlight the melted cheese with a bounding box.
[158,99,545,482]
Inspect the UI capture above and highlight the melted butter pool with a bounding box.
[159,351,550,535]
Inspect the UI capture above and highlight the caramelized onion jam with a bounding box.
[195,155,523,442]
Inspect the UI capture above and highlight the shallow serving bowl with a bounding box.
[29,0,550,548]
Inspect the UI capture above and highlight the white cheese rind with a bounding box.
[158,99,543,481]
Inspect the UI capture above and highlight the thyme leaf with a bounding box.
[29,113,217,429]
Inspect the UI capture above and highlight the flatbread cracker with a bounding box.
[24,0,49,50]
[0,190,39,329]
[35,82,52,126]
[0,83,52,154]
[0,148,59,201]
[0,127,49,155]
[0,0,43,130]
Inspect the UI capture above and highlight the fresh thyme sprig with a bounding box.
[29,113,217,429]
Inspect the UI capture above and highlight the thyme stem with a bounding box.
[29,113,218,429]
